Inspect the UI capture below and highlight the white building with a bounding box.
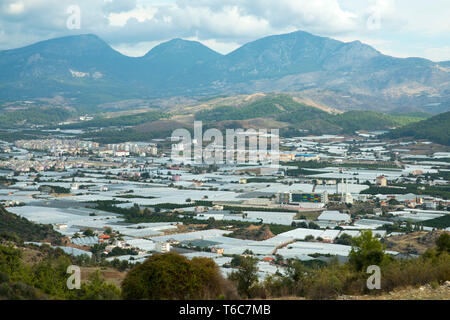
[318,211,351,224]
[155,242,171,253]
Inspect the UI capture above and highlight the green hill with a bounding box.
[195,94,315,122]
[0,206,62,244]
[0,107,76,128]
[196,94,427,135]
[75,94,429,143]
[60,110,169,129]
[384,112,450,146]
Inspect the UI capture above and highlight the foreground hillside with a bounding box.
[384,112,450,146]
[1,218,449,300]
[0,205,62,244]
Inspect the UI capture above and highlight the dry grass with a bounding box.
[338,283,450,300]
[81,266,126,287]
[385,231,447,255]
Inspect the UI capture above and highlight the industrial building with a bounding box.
[276,191,328,209]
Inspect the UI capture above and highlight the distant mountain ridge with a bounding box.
[0,31,449,113]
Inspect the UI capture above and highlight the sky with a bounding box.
[0,0,449,61]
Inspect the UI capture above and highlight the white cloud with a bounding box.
[425,46,450,62]
[8,2,25,14]
[108,5,158,27]
[0,0,448,60]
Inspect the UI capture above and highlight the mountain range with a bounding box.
[0,30,449,113]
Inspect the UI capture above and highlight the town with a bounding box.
[1,130,449,283]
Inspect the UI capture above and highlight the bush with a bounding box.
[349,230,388,272]
[228,257,259,298]
[74,271,121,300]
[381,253,450,292]
[121,252,236,300]
[436,233,450,254]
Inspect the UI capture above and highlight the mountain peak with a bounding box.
[144,38,221,58]
[142,38,222,73]
[0,31,447,114]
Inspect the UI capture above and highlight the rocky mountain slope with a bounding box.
[1,31,449,113]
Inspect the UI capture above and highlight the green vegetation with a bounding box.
[334,233,354,246]
[0,206,62,244]
[61,111,168,129]
[349,230,390,271]
[436,233,450,253]
[81,127,173,144]
[384,111,450,146]
[0,130,54,142]
[105,247,138,258]
[0,107,76,128]
[0,243,121,300]
[196,95,423,136]
[283,160,399,170]
[286,168,325,176]
[329,111,427,134]
[115,195,156,199]
[222,205,295,213]
[0,176,17,186]
[426,171,450,181]
[228,256,259,298]
[38,185,71,194]
[121,252,237,299]
[245,178,279,183]
[240,231,450,299]
[276,100,427,135]
[423,215,450,229]
[361,184,450,199]
[268,224,297,235]
[90,201,258,228]
[195,95,307,122]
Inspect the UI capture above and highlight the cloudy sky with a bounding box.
[0,0,449,61]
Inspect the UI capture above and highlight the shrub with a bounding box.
[228,256,259,298]
[121,252,236,300]
[349,230,388,272]
[436,232,450,254]
[381,252,450,292]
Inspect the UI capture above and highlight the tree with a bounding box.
[335,233,353,246]
[308,221,320,229]
[229,256,259,298]
[436,232,450,254]
[0,244,23,278]
[83,229,94,237]
[349,230,387,271]
[75,271,121,300]
[388,199,400,206]
[121,252,234,300]
[207,217,218,229]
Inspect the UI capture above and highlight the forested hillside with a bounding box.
[384,112,450,146]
